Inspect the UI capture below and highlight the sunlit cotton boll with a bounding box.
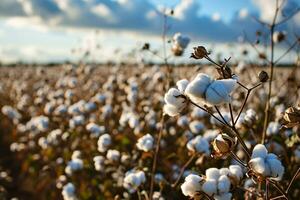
[136,134,154,152]
[65,158,83,176]
[86,122,105,138]
[97,134,111,153]
[266,121,281,136]
[93,156,105,171]
[249,144,284,180]
[186,135,210,155]
[106,149,120,162]
[62,183,77,200]
[205,79,237,105]
[185,73,213,105]
[163,79,189,116]
[123,170,146,193]
[173,33,190,49]
[1,105,21,124]
[189,120,205,134]
[181,174,202,197]
[69,115,85,129]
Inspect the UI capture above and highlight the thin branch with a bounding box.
[285,167,300,193]
[274,40,299,65]
[171,153,197,188]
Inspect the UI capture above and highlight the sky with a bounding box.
[0,0,299,64]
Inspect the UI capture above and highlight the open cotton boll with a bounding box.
[202,179,217,196]
[187,136,210,154]
[205,79,237,105]
[206,168,220,180]
[163,104,180,117]
[185,73,212,104]
[251,144,268,159]
[266,157,284,180]
[62,183,76,200]
[176,79,189,93]
[106,149,120,162]
[229,165,243,181]
[189,120,205,134]
[266,122,281,136]
[217,175,231,193]
[164,88,184,107]
[214,192,232,200]
[97,134,111,152]
[123,170,146,193]
[136,134,154,152]
[177,115,189,127]
[181,174,202,197]
[249,157,268,175]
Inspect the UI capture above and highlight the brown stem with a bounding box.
[149,114,165,199]
[285,167,300,193]
[171,153,197,188]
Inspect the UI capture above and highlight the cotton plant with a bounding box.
[186,135,210,155]
[62,183,77,200]
[65,151,84,176]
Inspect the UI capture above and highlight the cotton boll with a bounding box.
[219,168,230,176]
[202,179,217,196]
[217,175,231,193]
[229,165,243,181]
[62,183,76,200]
[136,134,154,152]
[97,134,111,152]
[181,174,202,197]
[251,144,268,159]
[177,115,189,127]
[93,156,105,171]
[191,106,208,118]
[266,157,284,180]
[205,79,236,105]
[186,136,210,154]
[189,120,205,134]
[163,104,180,117]
[185,73,212,104]
[176,79,189,93]
[266,122,281,136]
[106,149,120,162]
[249,157,267,175]
[206,168,220,180]
[164,88,184,108]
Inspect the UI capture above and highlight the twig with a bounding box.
[171,153,197,188]
[285,167,300,193]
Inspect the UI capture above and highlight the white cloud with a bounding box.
[212,12,221,21]
[239,8,248,19]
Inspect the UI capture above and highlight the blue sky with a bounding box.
[0,0,299,63]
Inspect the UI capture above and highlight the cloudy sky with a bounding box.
[0,0,299,64]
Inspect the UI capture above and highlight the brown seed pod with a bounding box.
[258,71,269,82]
[190,46,209,59]
[212,133,236,159]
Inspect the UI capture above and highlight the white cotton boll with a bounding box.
[266,157,284,180]
[106,149,120,162]
[128,114,139,129]
[136,134,154,152]
[266,122,281,136]
[54,104,68,116]
[93,156,105,171]
[135,171,146,184]
[173,33,190,49]
[176,79,189,93]
[97,134,111,152]
[203,129,219,142]
[62,183,76,200]
[163,104,180,116]
[219,168,230,176]
[86,123,105,137]
[202,179,217,196]
[84,102,97,112]
[186,136,210,154]
[191,106,207,118]
[251,144,268,159]
[177,115,189,127]
[123,170,146,193]
[205,79,237,105]
[217,175,231,193]
[185,73,212,104]
[189,120,205,134]
[229,165,243,181]
[181,174,202,197]
[249,157,267,175]
[206,168,220,180]
[164,88,184,108]
[214,192,232,200]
